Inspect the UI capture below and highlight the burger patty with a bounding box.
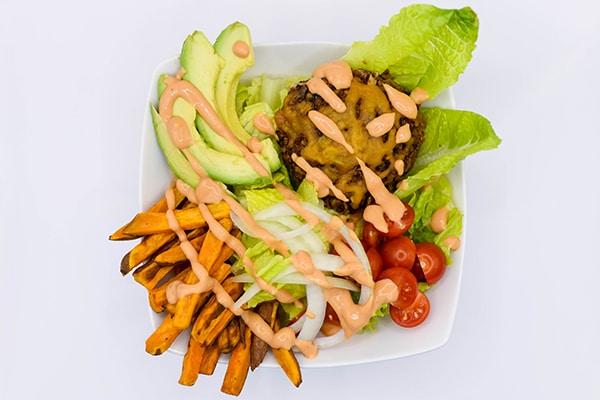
[275,69,426,214]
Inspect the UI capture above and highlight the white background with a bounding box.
[1,0,599,399]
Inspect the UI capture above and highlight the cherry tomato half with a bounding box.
[380,235,416,270]
[362,221,382,250]
[366,246,383,281]
[379,201,415,238]
[415,242,447,285]
[378,267,418,309]
[389,291,430,328]
[324,303,340,325]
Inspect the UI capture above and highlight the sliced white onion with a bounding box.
[300,202,373,304]
[313,329,347,349]
[309,253,346,272]
[229,209,254,237]
[297,285,326,342]
[233,282,261,310]
[252,202,297,221]
[272,273,359,292]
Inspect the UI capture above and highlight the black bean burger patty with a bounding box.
[275,69,425,215]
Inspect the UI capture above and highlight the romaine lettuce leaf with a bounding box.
[342,4,479,99]
[395,107,501,198]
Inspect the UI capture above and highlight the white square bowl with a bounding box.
[139,42,465,368]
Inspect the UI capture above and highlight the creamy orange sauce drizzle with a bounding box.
[307,77,346,113]
[327,238,372,287]
[422,174,441,191]
[398,179,409,191]
[163,187,214,304]
[410,86,429,105]
[291,153,348,202]
[159,75,269,177]
[443,235,461,250]
[394,159,405,175]
[306,60,353,113]
[325,279,398,338]
[290,250,332,288]
[312,60,353,89]
[383,83,418,119]
[273,182,320,227]
[232,40,250,58]
[308,110,354,154]
[430,206,449,233]
[166,115,195,149]
[366,112,396,137]
[246,136,263,153]
[356,158,405,222]
[252,112,276,136]
[396,123,411,144]
[363,204,388,233]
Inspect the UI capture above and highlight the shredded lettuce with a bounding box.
[238,74,304,113]
[234,184,329,314]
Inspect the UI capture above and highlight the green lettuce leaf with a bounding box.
[238,74,305,113]
[407,175,462,263]
[239,241,307,308]
[341,4,479,99]
[395,107,501,198]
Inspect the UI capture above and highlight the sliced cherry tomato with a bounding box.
[287,309,306,326]
[379,201,415,238]
[410,254,426,282]
[362,221,382,249]
[389,291,430,328]
[366,246,383,280]
[324,303,340,325]
[380,235,416,270]
[378,267,418,309]
[415,242,447,285]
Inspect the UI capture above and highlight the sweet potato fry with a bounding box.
[198,342,221,376]
[178,336,206,386]
[250,301,277,371]
[221,321,253,396]
[145,313,183,356]
[154,233,206,266]
[218,325,233,354]
[120,202,230,237]
[191,276,243,345]
[172,219,233,330]
[109,185,186,240]
[196,300,241,347]
[272,318,303,387]
[148,267,191,313]
[226,318,241,351]
[120,232,177,275]
[133,260,188,290]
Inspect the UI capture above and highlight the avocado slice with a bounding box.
[213,22,282,172]
[179,30,242,157]
[150,104,200,188]
[154,75,272,186]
